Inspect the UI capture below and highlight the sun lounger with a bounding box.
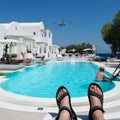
[106,58,120,67]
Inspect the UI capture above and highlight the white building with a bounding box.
[0,21,59,60]
[51,45,60,58]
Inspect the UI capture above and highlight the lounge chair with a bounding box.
[106,57,120,67]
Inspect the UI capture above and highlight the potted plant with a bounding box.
[11,53,17,59]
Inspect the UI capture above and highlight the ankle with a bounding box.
[59,110,71,120]
[93,110,105,120]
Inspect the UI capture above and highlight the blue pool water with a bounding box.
[0,62,115,98]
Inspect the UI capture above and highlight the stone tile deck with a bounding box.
[0,64,25,71]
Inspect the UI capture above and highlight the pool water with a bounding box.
[0,62,115,98]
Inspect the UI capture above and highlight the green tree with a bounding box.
[65,42,92,54]
[112,10,120,55]
[101,10,120,56]
[66,44,77,53]
[4,44,9,57]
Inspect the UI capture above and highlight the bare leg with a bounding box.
[56,88,71,120]
[90,85,105,120]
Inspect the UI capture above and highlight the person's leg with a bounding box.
[88,83,105,120]
[56,86,77,120]
[56,88,71,120]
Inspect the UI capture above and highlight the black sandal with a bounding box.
[56,106,73,120]
[88,83,105,120]
[56,86,77,120]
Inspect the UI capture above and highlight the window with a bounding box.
[27,45,31,52]
[33,32,36,35]
[15,27,17,30]
[49,32,51,38]
[44,47,46,53]
[44,32,47,37]
[39,47,41,53]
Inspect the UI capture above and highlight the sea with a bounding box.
[96,53,120,58]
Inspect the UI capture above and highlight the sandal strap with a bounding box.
[89,90,103,105]
[91,106,105,113]
[89,106,105,120]
[57,92,68,107]
[56,106,73,120]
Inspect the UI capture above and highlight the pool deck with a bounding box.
[0,60,120,120]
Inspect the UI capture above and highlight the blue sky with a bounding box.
[0,0,120,53]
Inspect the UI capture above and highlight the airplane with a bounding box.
[54,18,71,27]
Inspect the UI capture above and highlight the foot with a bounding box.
[89,84,102,108]
[56,88,71,120]
[89,84,105,120]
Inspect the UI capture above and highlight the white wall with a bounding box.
[5,22,22,36]
[20,22,44,36]
[0,25,5,58]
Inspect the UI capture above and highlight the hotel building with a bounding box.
[0,21,59,60]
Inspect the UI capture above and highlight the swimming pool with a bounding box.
[0,62,115,98]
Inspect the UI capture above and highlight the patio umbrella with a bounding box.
[82,48,93,51]
[0,39,22,44]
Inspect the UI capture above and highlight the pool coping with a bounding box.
[0,61,120,120]
[0,71,120,113]
[0,61,120,113]
[0,81,119,113]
